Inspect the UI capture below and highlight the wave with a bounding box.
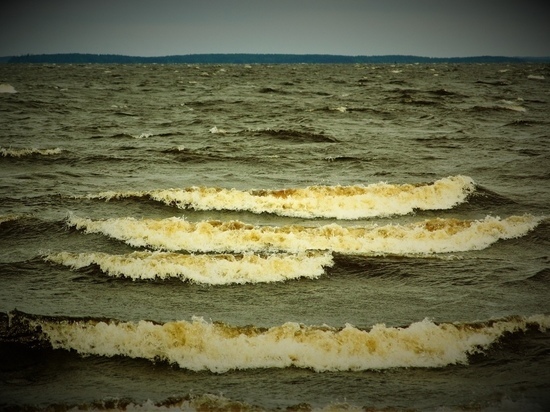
[5,393,548,412]
[469,104,527,113]
[7,394,273,412]
[0,214,23,225]
[3,310,548,373]
[162,147,231,163]
[44,250,333,285]
[90,131,176,139]
[0,83,17,93]
[258,86,289,94]
[67,214,542,255]
[84,175,475,219]
[0,147,63,158]
[324,155,365,162]
[246,128,338,143]
[504,119,548,127]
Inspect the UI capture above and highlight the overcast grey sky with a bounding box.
[2,0,549,57]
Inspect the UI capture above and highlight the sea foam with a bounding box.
[86,175,476,219]
[45,250,333,284]
[67,214,542,255]
[1,147,63,158]
[0,83,17,93]
[25,313,550,373]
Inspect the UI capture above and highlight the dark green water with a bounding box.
[0,63,549,411]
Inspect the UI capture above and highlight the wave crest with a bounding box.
[1,147,63,158]
[86,175,476,219]
[44,250,333,284]
[67,214,542,255]
[0,214,23,225]
[5,311,548,373]
[0,83,17,93]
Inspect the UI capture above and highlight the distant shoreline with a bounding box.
[2,53,549,64]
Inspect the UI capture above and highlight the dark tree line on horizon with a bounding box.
[2,53,548,64]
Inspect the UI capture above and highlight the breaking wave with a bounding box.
[0,214,23,225]
[44,250,333,285]
[0,147,63,158]
[85,175,476,219]
[0,83,17,93]
[67,214,542,255]
[3,310,549,373]
[5,393,547,412]
[246,128,338,143]
[5,394,283,412]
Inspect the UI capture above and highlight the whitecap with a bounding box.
[1,147,63,157]
[133,132,153,139]
[84,175,477,220]
[209,126,226,134]
[27,313,550,372]
[44,250,334,285]
[66,214,542,255]
[0,83,17,94]
[0,214,22,225]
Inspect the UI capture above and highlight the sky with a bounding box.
[2,0,549,58]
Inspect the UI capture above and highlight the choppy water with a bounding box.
[0,62,549,411]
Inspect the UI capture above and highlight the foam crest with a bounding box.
[44,250,333,284]
[0,83,17,93]
[0,214,22,225]
[1,147,63,158]
[65,394,269,412]
[30,314,550,373]
[88,175,475,219]
[133,132,154,139]
[67,214,542,255]
[498,100,527,112]
[64,394,369,412]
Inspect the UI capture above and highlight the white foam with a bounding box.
[0,83,17,94]
[33,314,550,373]
[67,214,542,255]
[0,214,22,225]
[45,250,334,284]
[0,147,63,158]
[87,175,476,219]
[499,101,527,112]
[133,132,153,139]
[209,126,226,134]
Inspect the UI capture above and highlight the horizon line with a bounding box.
[3,53,549,64]
[4,52,550,58]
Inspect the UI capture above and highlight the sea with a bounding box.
[0,62,549,411]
